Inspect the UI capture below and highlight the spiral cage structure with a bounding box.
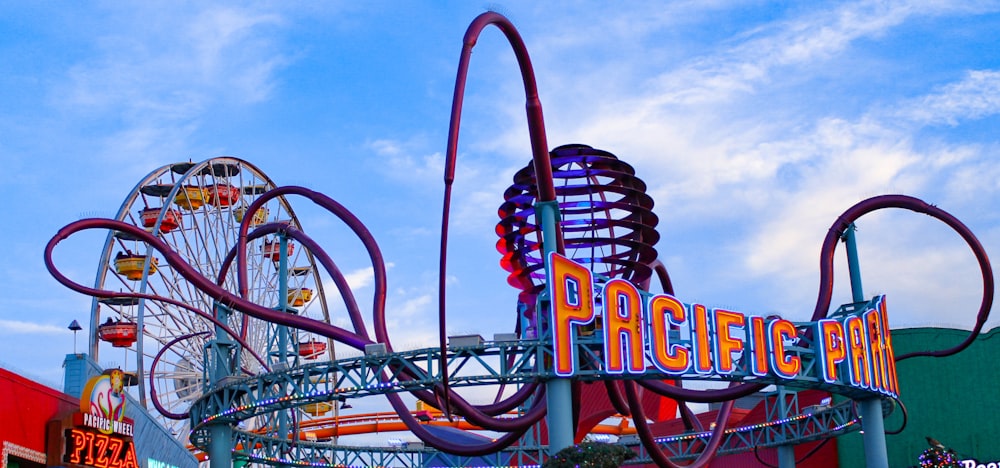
[497,143,660,325]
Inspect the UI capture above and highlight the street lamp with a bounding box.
[68,320,82,354]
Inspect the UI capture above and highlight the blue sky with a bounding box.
[2,0,999,415]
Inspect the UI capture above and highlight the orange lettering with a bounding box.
[817,319,846,383]
[748,316,769,376]
[107,437,123,468]
[879,297,899,396]
[712,310,745,374]
[769,319,800,378]
[66,428,86,465]
[692,304,713,374]
[648,295,690,374]
[83,430,96,466]
[94,433,111,468]
[548,252,595,376]
[121,441,139,468]
[845,316,871,388]
[603,279,645,374]
[865,308,886,392]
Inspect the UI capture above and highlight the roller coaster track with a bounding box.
[188,320,890,466]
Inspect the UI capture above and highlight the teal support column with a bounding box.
[277,234,290,442]
[844,225,865,304]
[207,423,233,468]
[778,445,796,467]
[536,200,574,454]
[777,385,797,468]
[859,400,889,468]
[843,224,889,468]
[545,379,574,453]
[776,387,796,468]
[207,304,234,468]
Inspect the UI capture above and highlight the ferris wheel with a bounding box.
[87,157,335,437]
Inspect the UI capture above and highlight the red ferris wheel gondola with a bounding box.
[98,319,139,348]
[206,184,240,207]
[139,207,182,233]
[298,339,326,360]
[262,240,294,262]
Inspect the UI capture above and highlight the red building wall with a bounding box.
[1,367,78,460]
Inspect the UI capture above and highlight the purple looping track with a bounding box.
[150,331,211,420]
[809,195,994,360]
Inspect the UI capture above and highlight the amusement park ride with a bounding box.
[44,12,993,468]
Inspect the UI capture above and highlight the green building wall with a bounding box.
[837,327,1000,467]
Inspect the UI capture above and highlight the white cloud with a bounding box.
[366,137,519,242]
[893,70,1000,126]
[644,1,916,106]
[742,118,921,270]
[187,8,285,94]
[321,264,390,312]
[0,319,68,334]
[51,4,291,168]
[344,266,377,290]
[857,224,990,330]
[943,155,1000,202]
[383,293,437,351]
[368,139,445,188]
[318,264,444,349]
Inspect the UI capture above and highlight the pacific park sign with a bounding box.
[547,252,899,398]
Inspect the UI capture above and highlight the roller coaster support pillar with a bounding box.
[843,224,889,468]
[536,199,574,454]
[207,303,235,468]
[778,446,795,467]
[546,379,574,453]
[776,386,795,468]
[208,423,233,468]
[277,234,290,447]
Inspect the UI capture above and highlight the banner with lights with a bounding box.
[49,369,139,468]
[547,252,899,398]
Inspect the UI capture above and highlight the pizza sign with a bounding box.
[60,370,138,468]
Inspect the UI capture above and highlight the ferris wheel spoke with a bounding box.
[142,279,210,347]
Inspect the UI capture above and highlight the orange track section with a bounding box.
[192,409,635,460]
[295,410,635,440]
[299,410,477,439]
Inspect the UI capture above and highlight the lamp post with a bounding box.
[68,320,82,354]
